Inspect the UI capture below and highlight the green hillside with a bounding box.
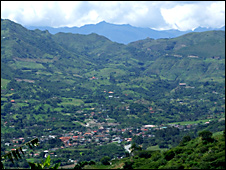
[127,31,225,82]
[83,131,225,169]
[1,19,225,169]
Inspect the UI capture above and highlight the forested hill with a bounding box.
[1,19,225,83]
[84,131,225,169]
[1,18,225,169]
[1,18,225,125]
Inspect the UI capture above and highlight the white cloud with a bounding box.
[160,1,225,31]
[1,1,225,30]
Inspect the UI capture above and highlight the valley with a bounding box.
[1,19,225,169]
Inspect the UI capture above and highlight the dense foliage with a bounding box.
[84,131,225,169]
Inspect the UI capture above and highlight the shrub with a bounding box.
[100,156,111,165]
[198,130,213,143]
[164,150,175,161]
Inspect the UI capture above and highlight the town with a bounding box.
[3,119,202,162]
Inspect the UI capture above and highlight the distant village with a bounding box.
[3,120,204,161]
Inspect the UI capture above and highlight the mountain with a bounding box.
[1,19,225,169]
[2,19,225,84]
[1,18,225,135]
[193,26,225,32]
[127,30,225,82]
[25,21,225,44]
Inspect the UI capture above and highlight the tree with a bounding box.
[179,135,191,146]
[1,138,39,169]
[73,161,88,169]
[123,161,134,169]
[132,135,143,145]
[1,138,61,169]
[130,143,142,153]
[28,155,61,169]
[164,150,175,161]
[198,130,214,143]
[100,156,111,165]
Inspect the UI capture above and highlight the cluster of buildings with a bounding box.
[3,122,199,152]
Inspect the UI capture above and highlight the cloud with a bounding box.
[160,1,225,31]
[1,1,225,30]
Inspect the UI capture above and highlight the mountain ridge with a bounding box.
[1,19,225,83]
[24,20,225,44]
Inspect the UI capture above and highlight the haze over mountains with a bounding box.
[25,21,225,44]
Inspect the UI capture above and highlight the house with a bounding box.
[59,137,71,143]
[127,138,132,142]
[144,125,156,128]
[49,135,56,139]
[84,133,92,136]
[96,135,104,138]
[188,55,198,58]
[179,83,186,86]
[5,142,11,146]
[34,153,40,157]
[73,136,79,140]
[90,76,96,80]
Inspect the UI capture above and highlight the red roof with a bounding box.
[59,137,71,142]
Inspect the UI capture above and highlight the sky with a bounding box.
[1,1,225,31]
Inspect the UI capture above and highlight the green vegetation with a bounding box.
[84,131,225,169]
[1,19,225,169]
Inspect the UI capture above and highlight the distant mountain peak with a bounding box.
[98,20,107,24]
[24,20,225,44]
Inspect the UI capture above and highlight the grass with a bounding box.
[36,71,53,75]
[146,145,168,151]
[1,78,10,89]
[212,131,224,137]
[83,164,112,169]
[1,126,17,133]
[72,121,82,126]
[14,102,29,107]
[33,114,49,121]
[1,97,8,101]
[167,118,216,125]
[26,158,36,162]
[9,61,45,69]
[54,107,64,112]
[60,98,84,106]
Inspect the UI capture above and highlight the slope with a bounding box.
[127,31,225,82]
[84,131,225,169]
